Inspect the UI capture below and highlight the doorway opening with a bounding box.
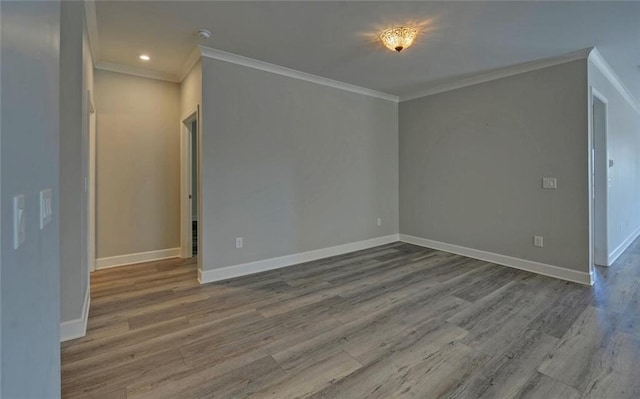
[591,88,608,268]
[190,118,198,256]
[181,109,199,259]
[88,93,96,273]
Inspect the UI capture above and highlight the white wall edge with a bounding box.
[178,46,201,83]
[197,45,399,103]
[199,234,400,283]
[95,61,179,83]
[608,225,640,266]
[401,48,593,102]
[83,0,100,62]
[588,48,640,114]
[399,234,593,286]
[96,247,181,270]
[60,286,90,342]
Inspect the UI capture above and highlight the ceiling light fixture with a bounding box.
[139,54,150,61]
[379,27,417,52]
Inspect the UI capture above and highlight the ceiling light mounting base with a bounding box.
[197,29,212,40]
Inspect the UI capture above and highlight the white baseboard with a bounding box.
[399,234,593,286]
[60,286,91,342]
[608,225,640,266]
[96,247,181,270]
[198,234,400,284]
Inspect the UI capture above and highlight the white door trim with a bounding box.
[88,93,96,273]
[589,86,609,268]
[181,108,198,259]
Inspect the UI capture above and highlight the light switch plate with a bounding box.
[14,195,25,250]
[40,189,53,229]
[542,178,558,189]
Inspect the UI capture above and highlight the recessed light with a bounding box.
[139,54,150,61]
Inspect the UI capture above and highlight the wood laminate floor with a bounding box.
[62,241,640,398]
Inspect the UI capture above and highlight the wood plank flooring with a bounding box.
[61,240,640,398]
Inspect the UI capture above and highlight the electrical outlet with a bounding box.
[533,236,544,248]
[376,218,382,227]
[542,178,558,189]
[235,237,243,249]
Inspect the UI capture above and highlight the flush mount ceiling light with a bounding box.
[379,27,418,52]
[139,54,150,61]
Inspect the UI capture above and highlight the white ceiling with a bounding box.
[92,1,640,100]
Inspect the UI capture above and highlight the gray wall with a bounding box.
[200,57,399,271]
[95,70,181,259]
[400,60,589,273]
[59,0,88,324]
[1,1,62,396]
[588,59,640,260]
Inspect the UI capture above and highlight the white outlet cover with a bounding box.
[14,195,25,250]
[533,236,544,247]
[542,178,558,189]
[40,189,53,229]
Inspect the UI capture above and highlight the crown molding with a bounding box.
[178,47,202,83]
[83,0,100,61]
[588,48,640,114]
[198,45,399,102]
[401,48,593,102]
[95,61,179,83]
